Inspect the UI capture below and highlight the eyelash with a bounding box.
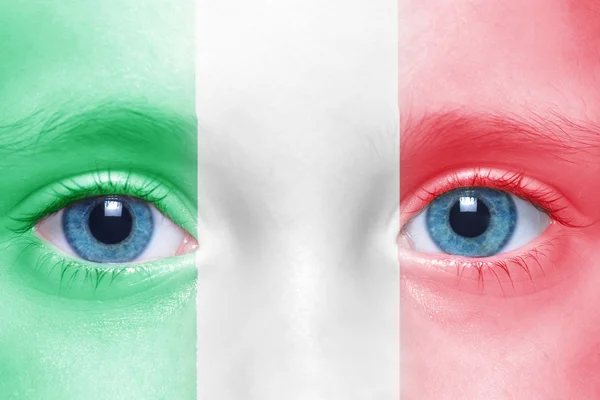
[9,169,170,235]
[2,169,180,297]
[400,168,591,296]
[405,168,580,227]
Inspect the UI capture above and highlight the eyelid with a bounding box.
[4,232,197,301]
[400,166,590,230]
[7,169,197,241]
[399,223,584,298]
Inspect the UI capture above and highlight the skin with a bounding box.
[400,0,600,398]
[0,1,196,399]
[195,0,399,398]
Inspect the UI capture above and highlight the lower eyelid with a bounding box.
[2,231,197,301]
[399,221,585,298]
[6,170,198,243]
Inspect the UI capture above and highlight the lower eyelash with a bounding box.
[401,227,584,298]
[0,227,196,302]
[2,234,131,292]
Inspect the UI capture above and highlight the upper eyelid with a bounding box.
[6,169,197,240]
[1,230,197,301]
[399,166,591,230]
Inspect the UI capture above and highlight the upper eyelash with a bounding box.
[405,167,590,229]
[7,168,170,235]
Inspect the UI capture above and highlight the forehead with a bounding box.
[0,1,194,122]
[400,0,600,121]
[196,2,398,176]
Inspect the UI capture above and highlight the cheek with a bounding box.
[561,261,600,397]
[401,241,600,398]
[566,337,600,397]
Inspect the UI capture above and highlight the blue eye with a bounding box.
[62,196,153,263]
[36,194,197,266]
[425,188,516,257]
[404,187,550,258]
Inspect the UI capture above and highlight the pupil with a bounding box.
[448,196,490,238]
[88,198,133,244]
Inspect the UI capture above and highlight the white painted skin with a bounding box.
[195,0,399,398]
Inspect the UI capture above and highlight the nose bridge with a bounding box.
[240,188,360,341]
[196,185,396,398]
[197,242,386,399]
[247,237,349,390]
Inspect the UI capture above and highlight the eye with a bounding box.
[36,195,198,264]
[403,187,551,257]
[398,169,591,297]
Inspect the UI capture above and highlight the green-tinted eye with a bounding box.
[3,170,198,301]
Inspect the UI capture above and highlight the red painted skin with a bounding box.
[400,1,600,398]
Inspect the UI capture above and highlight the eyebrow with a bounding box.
[401,109,600,164]
[0,101,196,157]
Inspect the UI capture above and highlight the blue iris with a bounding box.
[62,196,153,263]
[425,187,517,257]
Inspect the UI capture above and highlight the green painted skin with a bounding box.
[0,1,196,399]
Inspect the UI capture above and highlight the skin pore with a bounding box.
[400,0,600,398]
[0,1,196,399]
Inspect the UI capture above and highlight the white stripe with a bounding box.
[196,0,399,397]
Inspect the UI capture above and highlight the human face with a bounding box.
[400,0,600,398]
[0,1,196,398]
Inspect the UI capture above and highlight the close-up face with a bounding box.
[0,1,196,399]
[400,0,600,398]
